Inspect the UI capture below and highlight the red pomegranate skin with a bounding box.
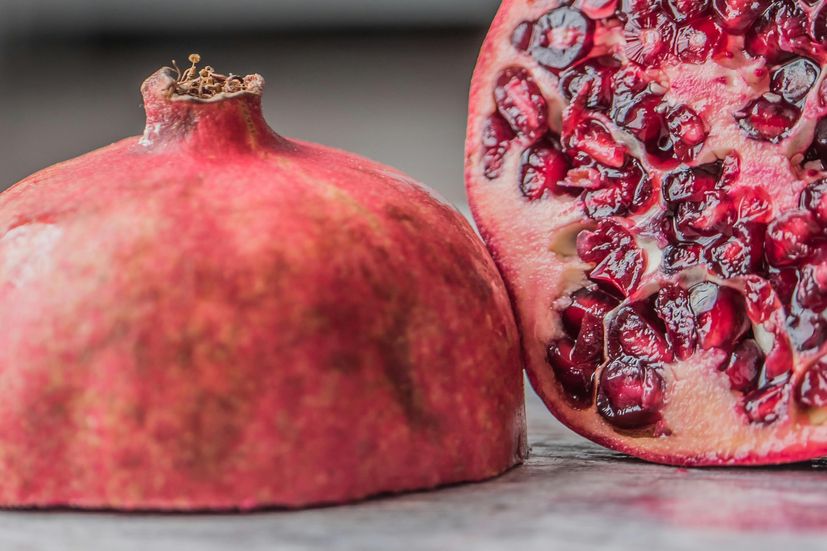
[466,0,827,466]
[0,67,527,510]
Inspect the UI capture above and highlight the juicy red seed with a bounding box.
[734,94,801,143]
[662,242,703,273]
[690,282,749,351]
[654,285,697,360]
[743,275,780,323]
[482,113,516,180]
[711,0,770,33]
[674,191,735,236]
[621,0,661,17]
[615,94,666,144]
[575,0,619,19]
[581,157,653,219]
[787,309,827,351]
[733,186,772,223]
[815,5,827,44]
[675,19,723,64]
[764,210,821,267]
[597,356,665,429]
[547,339,597,406]
[666,105,707,160]
[770,57,820,106]
[704,222,765,278]
[723,340,763,393]
[662,166,717,204]
[511,21,534,51]
[494,67,549,142]
[530,7,595,71]
[624,13,677,66]
[563,287,621,336]
[589,246,646,298]
[572,315,607,364]
[769,268,800,307]
[583,186,630,219]
[744,384,789,424]
[663,0,710,22]
[608,304,674,363]
[559,56,620,110]
[804,118,827,167]
[797,358,827,409]
[801,179,827,224]
[519,138,571,200]
[744,1,810,64]
[563,118,628,168]
[719,152,741,187]
[761,326,794,385]
[576,220,634,263]
[796,265,827,312]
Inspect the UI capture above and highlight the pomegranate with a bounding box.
[0,57,527,510]
[467,1,827,465]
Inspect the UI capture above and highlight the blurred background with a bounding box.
[0,0,501,209]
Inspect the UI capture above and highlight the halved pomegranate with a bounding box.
[467,0,827,465]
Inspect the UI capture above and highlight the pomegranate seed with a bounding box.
[796,265,827,312]
[654,285,698,360]
[734,94,801,143]
[590,246,646,297]
[744,384,789,424]
[705,222,765,278]
[572,314,607,364]
[494,67,549,142]
[764,210,821,267]
[787,309,827,351]
[582,157,653,218]
[574,0,619,19]
[769,268,800,307]
[621,0,661,18]
[801,179,827,224]
[519,138,571,200]
[797,358,827,409]
[662,242,704,273]
[804,118,827,167]
[743,275,780,323]
[530,7,595,71]
[666,105,707,161]
[662,166,717,204]
[563,119,628,168]
[563,287,620,336]
[482,113,516,180]
[744,1,810,64]
[615,94,667,145]
[559,57,620,111]
[511,21,534,51]
[690,282,749,350]
[583,185,630,219]
[674,191,735,236]
[624,13,677,66]
[608,304,674,363]
[770,57,820,106]
[719,152,741,187]
[761,327,794,385]
[711,0,770,33]
[576,220,634,263]
[815,5,827,44]
[597,356,665,429]
[675,19,724,63]
[547,339,598,406]
[663,0,710,22]
[734,186,772,223]
[723,340,763,393]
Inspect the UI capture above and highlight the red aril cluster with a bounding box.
[468,0,827,464]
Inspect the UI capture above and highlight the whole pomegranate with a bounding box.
[0,57,526,509]
[467,1,827,465]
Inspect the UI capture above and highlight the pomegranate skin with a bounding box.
[0,67,527,510]
[466,1,827,466]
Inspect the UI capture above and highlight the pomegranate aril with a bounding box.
[744,0,810,64]
[572,314,607,364]
[559,57,619,111]
[662,166,718,205]
[734,94,801,143]
[764,210,821,267]
[801,179,827,224]
[674,191,735,236]
[519,137,570,200]
[719,152,741,187]
[662,242,704,273]
[705,222,765,278]
[814,5,827,44]
[797,358,827,409]
[743,275,781,323]
[770,57,820,106]
[796,265,827,312]
[576,220,634,263]
[663,0,710,22]
[494,67,549,142]
[744,384,789,424]
[563,287,620,336]
[482,113,516,180]
[723,340,763,393]
[590,246,646,298]
[674,19,724,63]
[804,118,827,167]
[574,0,619,19]
[608,303,674,363]
[613,94,665,145]
[666,105,707,161]
[624,13,677,66]
[597,356,665,429]
[760,326,794,385]
[547,339,598,406]
[563,118,627,168]
[654,285,697,360]
[734,186,772,223]
[690,282,749,351]
[711,0,770,33]
[530,7,595,71]
[511,21,534,51]
[769,268,800,307]
[787,309,827,351]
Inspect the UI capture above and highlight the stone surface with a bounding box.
[1,388,826,550]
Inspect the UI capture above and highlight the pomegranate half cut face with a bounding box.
[466,0,827,465]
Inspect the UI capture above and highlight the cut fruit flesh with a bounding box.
[467,0,827,465]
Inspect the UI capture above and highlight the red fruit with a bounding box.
[494,67,549,142]
[529,6,595,71]
[482,113,516,179]
[519,137,571,200]
[797,358,827,409]
[467,0,827,466]
[0,60,529,510]
[547,339,599,406]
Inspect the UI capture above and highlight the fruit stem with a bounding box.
[171,53,250,100]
